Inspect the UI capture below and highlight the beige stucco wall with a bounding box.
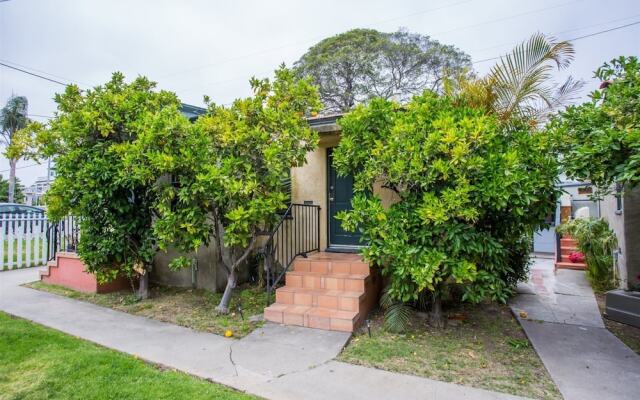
[291,129,399,250]
[601,186,640,290]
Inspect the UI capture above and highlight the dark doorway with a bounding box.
[327,148,362,248]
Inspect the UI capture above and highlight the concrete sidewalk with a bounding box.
[510,258,640,400]
[1,267,523,400]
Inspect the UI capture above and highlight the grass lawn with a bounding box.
[339,302,561,400]
[0,312,257,400]
[595,293,640,354]
[26,282,270,338]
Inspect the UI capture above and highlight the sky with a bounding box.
[1,0,639,187]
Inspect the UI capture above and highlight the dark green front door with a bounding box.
[328,148,362,247]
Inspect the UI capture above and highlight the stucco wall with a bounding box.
[291,129,399,250]
[601,185,640,290]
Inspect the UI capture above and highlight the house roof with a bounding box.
[307,113,343,133]
[180,103,207,122]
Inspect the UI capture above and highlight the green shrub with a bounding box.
[333,92,560,328]
[557,218,618,291]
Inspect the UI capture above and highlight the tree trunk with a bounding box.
[216,268,237,314]
[429,292,445,328]
[8,158,17,203]
[137,270,149,300]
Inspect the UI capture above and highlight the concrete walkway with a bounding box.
[510,258,640,400]
[1,267,523,400]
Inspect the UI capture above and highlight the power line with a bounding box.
[161,0,476,82]
[0,61,70,86]
[472,20,640,64]
[0,163,43,174]
[172,0,583,94]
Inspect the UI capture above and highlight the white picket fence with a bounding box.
[0,213,50,270]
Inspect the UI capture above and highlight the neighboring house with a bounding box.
[601,186,640,291]
[533,178,601,255]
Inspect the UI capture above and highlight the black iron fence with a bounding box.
[263,203,320,304]
[46,215,80,261]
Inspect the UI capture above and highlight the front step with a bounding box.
[264,251,380,332]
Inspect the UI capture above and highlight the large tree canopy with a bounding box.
[295,28,471,113]
[549,56,640,194]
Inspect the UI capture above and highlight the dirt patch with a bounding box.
[26,282,269,338]
[339,302,561,400]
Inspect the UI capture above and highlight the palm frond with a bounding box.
[384,302,412,333]
[487,33,578,123]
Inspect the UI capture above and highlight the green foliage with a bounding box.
[35,73,186,282]
[295,28,471,112]
[333,92,559,309]
[1,95,31,203]
[129,66,321,310]
[145,66,320,252]
[549,56,640,194]
[0,175,25,203]
[557,218,618,291]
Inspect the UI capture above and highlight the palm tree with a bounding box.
[487,33,583,124]
[0,95,29,203]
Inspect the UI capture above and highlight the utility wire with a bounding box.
[0,61,70,86]
[158,0,476,81]
[473,20,640,64]
[0,163,43,174]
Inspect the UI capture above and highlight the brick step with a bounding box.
[560,246,579,255]
[293,258,369,275]
[285,270,369,291]
[39,260,58,278]
[560,238,578,247]
[560,255,586,263]
[264,303,359,332]
[555,261,587,270]
[275,286,365,311]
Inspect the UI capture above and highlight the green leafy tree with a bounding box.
[131,66,321,313]
[0,95,30,203]
[549,56,640,194]
[296,28,471,113]
[36,73,187,299]
[0,175,25,203]
[333,92,559,328]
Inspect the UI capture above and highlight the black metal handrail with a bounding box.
[263,203,320,304]
[46,216,79,261]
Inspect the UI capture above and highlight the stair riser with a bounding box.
[560,247,579,255]
[560,239,578,247]
[276,290,365,312]
[264,309,355,332]
[293,260,370,275]
[286,273,367,291]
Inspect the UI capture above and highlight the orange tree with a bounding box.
[35,73,189,299]
[333,92,559,328]
[128,66,322,313]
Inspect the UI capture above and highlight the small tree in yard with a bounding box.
[134,66,321,313]
[0,95,30,203]
[548,56,640,194]
[333,92,559,328]
[35,73,188,299]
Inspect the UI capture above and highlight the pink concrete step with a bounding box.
[560,246,579,255]
[285,270,369,291]
[264,303,359,332]
[555,261,587,270]
[275,286,365,311]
